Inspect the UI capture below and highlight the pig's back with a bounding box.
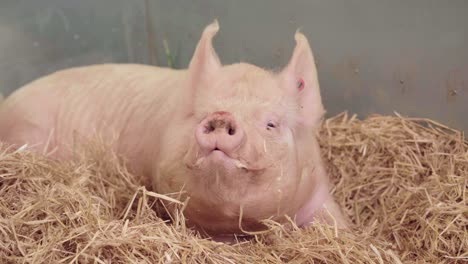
[0,64,186,160]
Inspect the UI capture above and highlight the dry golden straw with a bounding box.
[0,113,467,263]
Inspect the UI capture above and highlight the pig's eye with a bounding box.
[266,122,277,130]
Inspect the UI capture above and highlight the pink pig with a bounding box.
[0,21,347,240]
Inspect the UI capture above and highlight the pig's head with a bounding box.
[155,21,328,237]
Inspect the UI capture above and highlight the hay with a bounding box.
[0,113,467,263]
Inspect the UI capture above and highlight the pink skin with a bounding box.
[0,21,348,243]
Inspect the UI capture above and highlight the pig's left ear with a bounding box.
[188,20,222,86]
[280,31,325,128]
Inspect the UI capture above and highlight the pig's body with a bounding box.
[0,64,186,180]
[0,21,347,240]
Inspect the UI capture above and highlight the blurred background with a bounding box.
[1,0,467,131]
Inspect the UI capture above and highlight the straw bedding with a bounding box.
[0,113,467,263]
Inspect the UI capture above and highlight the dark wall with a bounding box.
[0,0,148,95]
[1,0,467,131]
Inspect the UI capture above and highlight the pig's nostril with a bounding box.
[227,126,236,136]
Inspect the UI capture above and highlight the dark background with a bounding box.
[1,0,467,131]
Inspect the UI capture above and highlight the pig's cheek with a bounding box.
[280,128,297,162]
[282,127,295,149]
[182,139,199,167]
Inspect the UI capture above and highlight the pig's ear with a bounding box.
[280,31,325,128]
[188,20,222,85]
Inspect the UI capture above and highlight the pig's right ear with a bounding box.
[188,20,222,86]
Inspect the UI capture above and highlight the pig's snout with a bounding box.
[195,111,244,155]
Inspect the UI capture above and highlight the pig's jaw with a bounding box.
[293,179,330,227]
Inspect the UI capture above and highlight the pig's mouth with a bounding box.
[186,149,266,173]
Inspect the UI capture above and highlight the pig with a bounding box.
[0,21,348,240]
